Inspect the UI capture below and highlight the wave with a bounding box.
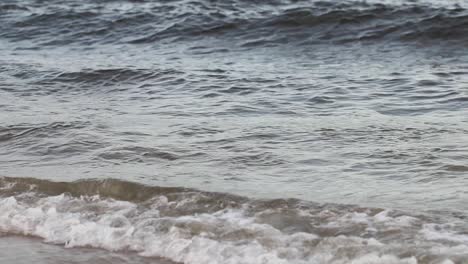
[0,122,101,157]
[33,68,182,90]
[1,0,468,47]
[0,63,185,95]
[0,122,87,142]
[0,177,467,263]
[0,4,28,11]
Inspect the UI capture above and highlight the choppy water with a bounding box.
[1,0,468,263]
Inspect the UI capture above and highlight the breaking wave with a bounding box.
[0,177,467,263]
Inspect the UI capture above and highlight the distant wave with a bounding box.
[0,176,467,263]
[1,1,468,47]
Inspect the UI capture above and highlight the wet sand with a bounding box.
[0,235,176,264]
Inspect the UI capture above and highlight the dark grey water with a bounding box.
[1,0,468,263]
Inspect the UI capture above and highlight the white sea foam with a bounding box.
[421,223,468,244]
[0,193,466,264]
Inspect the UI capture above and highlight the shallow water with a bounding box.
[0,236,175,264]
[1,0,468,263]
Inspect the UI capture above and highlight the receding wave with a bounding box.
[1,0,468,47]
[0,177,467,263]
